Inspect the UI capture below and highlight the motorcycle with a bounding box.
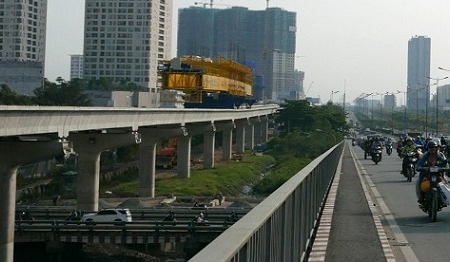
[371,146,383,164]
[416,166,450,222]
[385,143,393,155]
[397,146,403,158]
[404,151,418,182]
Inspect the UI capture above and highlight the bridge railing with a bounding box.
[189,141,344,262]
[14,207,249,222]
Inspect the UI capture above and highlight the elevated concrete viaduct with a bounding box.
[0,105,277,262]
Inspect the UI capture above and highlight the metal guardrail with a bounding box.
[14,207,249,221]
[189,142,344,262]
[14,219,237,244]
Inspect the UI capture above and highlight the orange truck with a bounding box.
[156,138,177,169]
[156,148,176,169]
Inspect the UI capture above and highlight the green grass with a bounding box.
[100,152,276,198]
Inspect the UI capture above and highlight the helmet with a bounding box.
[427,140,439,148]
[406,137,413,143]
[421,179,431,192]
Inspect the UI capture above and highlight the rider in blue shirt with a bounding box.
[415,140,447,205]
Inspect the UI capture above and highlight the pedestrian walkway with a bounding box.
[308,143,394,262]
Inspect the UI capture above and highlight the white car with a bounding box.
[82,208,132,223]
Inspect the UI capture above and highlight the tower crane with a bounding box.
[194,1,232,8]
[194,1,212,8]
[304,81,314,96]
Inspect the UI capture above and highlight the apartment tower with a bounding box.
[84,0,173,93]
[407,35,431,114]
[70,54,83,80]
[0,0,47,95]
[177,6,296,102]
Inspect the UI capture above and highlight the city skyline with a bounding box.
[44,0,450,105]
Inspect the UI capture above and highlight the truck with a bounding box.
[156,138,177,169]
[156,148,177,169]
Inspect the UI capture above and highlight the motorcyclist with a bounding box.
[415,136,424,148]
[400,137,417,175]
[371,137,383,159]
[396,136,405,156]
[415,140,447,205]
[385,138,393,154]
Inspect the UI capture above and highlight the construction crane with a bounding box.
[195,1,233,8]
[194,1,212,8]
[304,81,314,96]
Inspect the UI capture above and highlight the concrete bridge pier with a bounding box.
[235,119,249,154]
[138,126,187,197]
[245,118,259,150]
[215,121,235,161]
[186,123,216,169]
[260,115,269,143]
[203,131,215,168]
[0,139,64,262]
[69,133,140,212]
[177,134,192,178]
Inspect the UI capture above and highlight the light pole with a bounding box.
[397,89,407,131]
[330,90,339,103]
[429,73,449,136]
[316,129,337,144]
[411,84,428,130]
[375,92,384,119]
[369,93,375,121]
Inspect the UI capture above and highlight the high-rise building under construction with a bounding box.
[177,6,296,101]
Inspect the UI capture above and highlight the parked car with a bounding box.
[82,208,132,223]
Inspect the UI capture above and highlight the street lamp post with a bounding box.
[387,91,401,134]
[397,89,407,131]
[375,92,384,119]
[330,90,339,103]
[429,74,449,136]
[412,84,429,131]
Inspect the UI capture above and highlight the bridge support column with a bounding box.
[235,120,247,154]
[177,135,192,178]
[138,141,157,197]
[254,121,262,145]
[138,127,187,197]
[0,167,16,262]
[0,140,63,262]
[185,123,216,170]
[215,122,235,161]
[245,119,257,150]
[203,131,215,168]
[261,116,269,143]
[222,128,233,160]
[69,133,140,211]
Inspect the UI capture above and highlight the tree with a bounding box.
[276,100,348,136]
[0,84,34,105]
[86,77,146,91]
[32,78,92,106]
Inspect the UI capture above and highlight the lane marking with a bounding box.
[307,143,344,261]
[349,144,419,262]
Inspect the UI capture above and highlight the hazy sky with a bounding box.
[46,0,450,105]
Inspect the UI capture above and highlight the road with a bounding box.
[350,143,450,261]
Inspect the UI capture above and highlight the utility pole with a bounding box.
[343,79,346,111]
